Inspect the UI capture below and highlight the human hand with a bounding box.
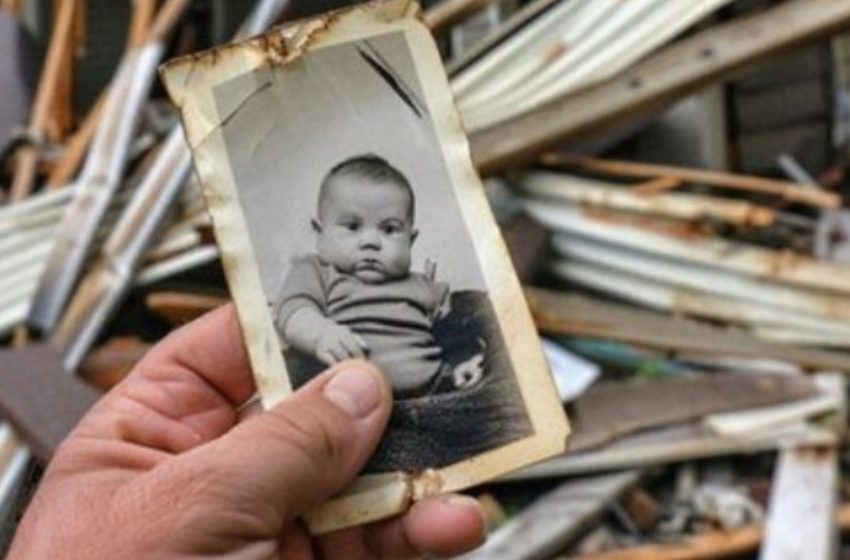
[316,321,370,365]
[9,305,485,559]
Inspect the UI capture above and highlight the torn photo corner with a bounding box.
[159,0,569,534]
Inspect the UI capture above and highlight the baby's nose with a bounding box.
[359,229,382,249]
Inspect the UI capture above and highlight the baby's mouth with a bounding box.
[356,259,383,271]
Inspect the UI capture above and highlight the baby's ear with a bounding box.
[411,228,419,244]
[311,219,322,233]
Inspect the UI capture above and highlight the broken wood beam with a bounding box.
[463,471,643,560]
[526,288,850,372]
[9,0,80,201]
[759,374,843,560]
[145,292,229,326]
[518,171,778,226]
[506,417,834,481]
[577,503,850,560]
[541,154,839,209]
[570,373,816,452]
[470,0,850,173]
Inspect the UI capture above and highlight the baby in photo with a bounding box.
[274,154,483,398]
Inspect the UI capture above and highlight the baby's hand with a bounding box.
[315,323,369,365]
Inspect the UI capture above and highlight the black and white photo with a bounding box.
[161,0,569,533]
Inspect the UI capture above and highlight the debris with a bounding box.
[527,288,850,371]
[569,373,816,452]
[541,338,600,403]
[692,482,764,530]
[462,471,643,560]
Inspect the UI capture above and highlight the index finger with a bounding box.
[138,303,255,406]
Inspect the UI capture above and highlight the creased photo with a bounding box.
[160,0,569,533]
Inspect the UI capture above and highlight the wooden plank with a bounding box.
[9,0,81,201]
[45,93,106,187]
[470,0,850,173]
[506,420,834,482]
[570,373,816,453]
[424,0,499,34]
[145,292,229,326]
[462,471,642,560]
[539,154,839,209]
[526,288,850,372]
[759,374,843,560]
[519,171,777,226]
[760,447,838,559]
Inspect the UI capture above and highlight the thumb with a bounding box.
[175,360,392,529]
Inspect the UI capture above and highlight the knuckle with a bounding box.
[265,405,347,470]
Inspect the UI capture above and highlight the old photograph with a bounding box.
[161,0,569,533]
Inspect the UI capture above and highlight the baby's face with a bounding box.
[315,176,416,284]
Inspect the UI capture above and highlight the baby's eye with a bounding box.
[381,224,399,234]
[345,223,361,232]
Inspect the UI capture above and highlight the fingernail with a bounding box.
[440,495,481,510]
[324,367,382,419]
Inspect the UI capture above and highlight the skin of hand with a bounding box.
[9,305,485,559]
[285,306,370,365]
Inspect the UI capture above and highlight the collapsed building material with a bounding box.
[517,171,778,227]
[759,374,844,560]
[8,0,80,201]
[549,259,850,347]
[27,0,192,337]
[462,471,643,560]
[526,288,850,372]
[526,204,850,296]
[0,0,295,528]
[454,0,737,131]
[470,0,850,173]
[0,345,99,462]
[507,420,834,481]
[570,373,817,452]
[541,154,839,208]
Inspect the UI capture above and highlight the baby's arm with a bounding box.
[283,308,368,365]
[274,256,368,365]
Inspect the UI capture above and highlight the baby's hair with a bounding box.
[318,154,415,220]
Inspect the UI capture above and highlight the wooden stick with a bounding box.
[128,0,158,48]
[9,0,80,201]
[29,0,193,336]
[519,171,776,226]
[48,0,160,189]
[145,292,228,326]
[543,154,839,209]
[48,0,76,143]
[0,0,22,14]
[45,94,106,188]
[470,0,850,174]
[424,0,499,34]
